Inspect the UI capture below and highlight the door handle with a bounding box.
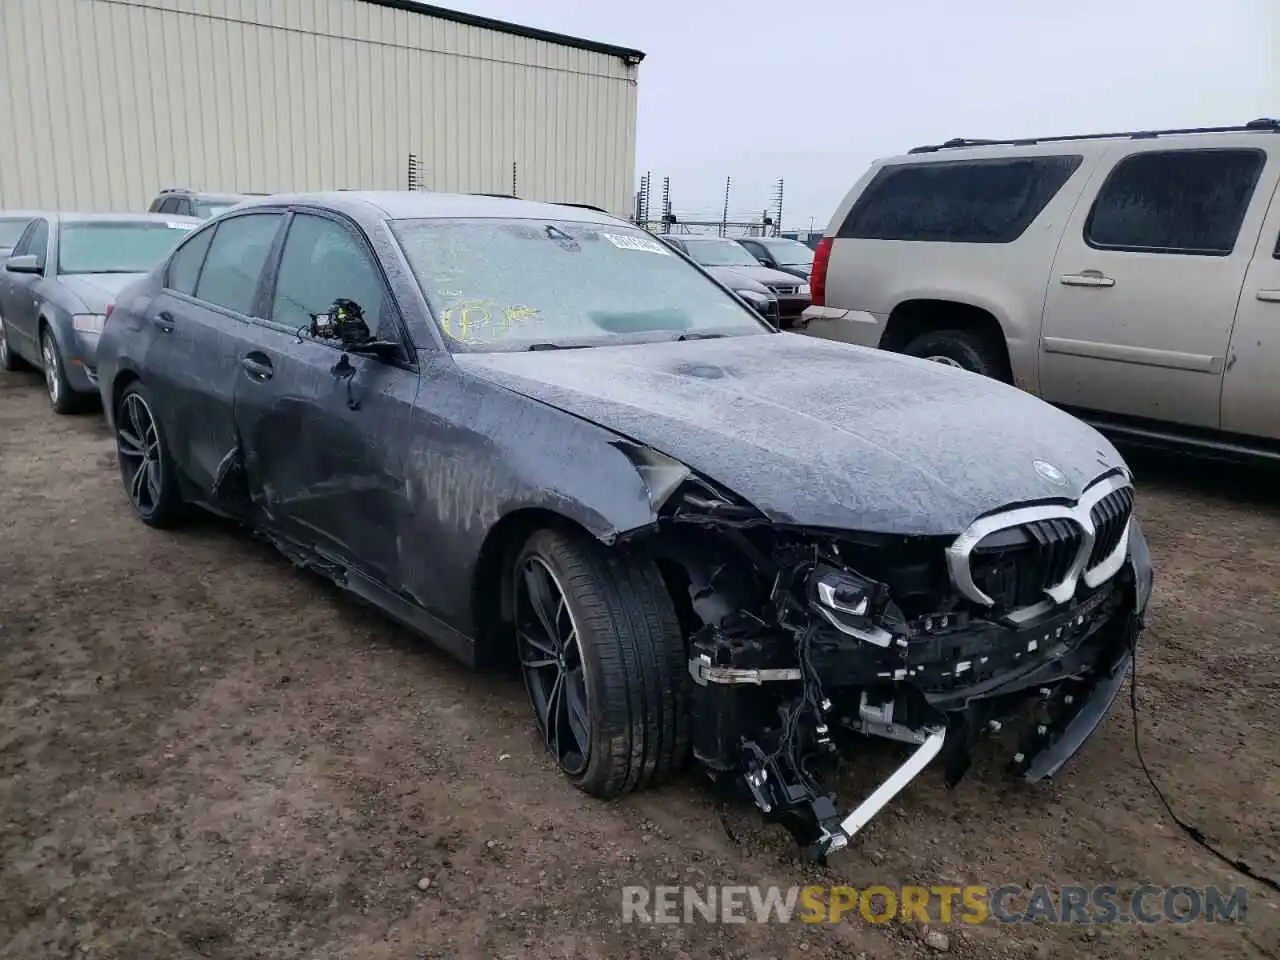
[153,310,176,332]
[1060,272,1115,288]
[1256,289,1280,303]
[240,354,273,381]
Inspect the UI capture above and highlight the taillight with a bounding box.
[810,237,832,307]
[104,304,115,319]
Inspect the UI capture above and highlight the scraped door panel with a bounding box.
[232,325,421,586]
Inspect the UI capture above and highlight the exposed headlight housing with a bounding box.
[798,283,811,297]
[808,564,893,647]
[72,313,107,335]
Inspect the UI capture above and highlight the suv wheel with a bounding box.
[513,528,689,798]
[902,328,1008,381]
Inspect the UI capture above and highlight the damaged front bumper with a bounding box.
[683,524,1151,861]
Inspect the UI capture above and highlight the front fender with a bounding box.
[401,375,660,636]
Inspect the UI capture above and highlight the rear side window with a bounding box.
[1085,149,1266,256]
[194,213,283,314]
[166,226,215,295]
[838,155,1083,243]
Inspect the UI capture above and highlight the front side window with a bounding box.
[839,155,1083,243]
[271,213,392,336]
[391,218,769,352]
[193,213,283,314]
[13,219,49,264]
[681,238,762,267]
[58,221,197,275]
[165,226,216,295]
[0,217,33,250]
[1085,148,1266,256]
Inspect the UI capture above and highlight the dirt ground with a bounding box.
[1,365,1276,960]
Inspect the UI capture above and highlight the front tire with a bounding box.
[902,327,1009,381]
[513,528,690,797]
[115,381,186,528]
[40,327,84,414]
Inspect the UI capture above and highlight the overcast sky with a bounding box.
[446,0,1279,231]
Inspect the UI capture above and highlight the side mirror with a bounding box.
[5,254,41,274]
[312,298,401,360]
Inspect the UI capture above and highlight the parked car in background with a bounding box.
[0,213,199,412]
[148,187,260,219]
[656,235,779,322]
[802,118,1280,463]
[735,236,815,280]
[96,191,1150,860]
[0,211,42,259]
[660,234,810,326]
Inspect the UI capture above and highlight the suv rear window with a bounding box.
[1085,148,1265,256]
[838,155,1083,243]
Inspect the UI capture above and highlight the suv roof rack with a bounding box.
[907,118,1280,154]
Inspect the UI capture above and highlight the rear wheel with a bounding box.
[0,314,22,371]
[115,381,186,528]
[513,528,689,797]
[902,328,1009,381]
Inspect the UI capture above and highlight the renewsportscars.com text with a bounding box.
[621,884,1248,926]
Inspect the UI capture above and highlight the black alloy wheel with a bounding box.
[116,382,184,528]
[516,553,591,778]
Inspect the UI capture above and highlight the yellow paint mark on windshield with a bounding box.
[441,300,540,343]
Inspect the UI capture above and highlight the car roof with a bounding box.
[678,235,743,244]
[233,190,628,225]
[0,209,48,219]
[55,212,204,225]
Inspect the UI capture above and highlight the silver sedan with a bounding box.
[0,212,200,412]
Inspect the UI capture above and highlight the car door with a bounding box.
[0,218,51,361]
[1222,176,1280,441]
[1038,140,1279,428]
[233,209,421,587]
[142,210,285,496]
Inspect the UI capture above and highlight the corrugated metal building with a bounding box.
[0,0,643,215]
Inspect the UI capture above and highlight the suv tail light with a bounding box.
[104,303,114,319]
[811,237,832,307]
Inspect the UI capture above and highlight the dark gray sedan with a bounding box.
[94,192,1151,860]
[0,212,199,412]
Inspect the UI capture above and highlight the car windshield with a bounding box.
[682,238,761,267]
[58,221,196,274]
[757,238,815,267]
[195,200,239,218]
[0,217,32,248]
[391,218,770,351]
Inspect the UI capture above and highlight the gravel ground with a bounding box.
[1,365,1276,959]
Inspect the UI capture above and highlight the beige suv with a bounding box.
[801,119,1280,460]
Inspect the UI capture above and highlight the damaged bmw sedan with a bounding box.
[96,192,1153,859]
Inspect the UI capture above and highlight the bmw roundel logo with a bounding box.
[1033,460,1067,486]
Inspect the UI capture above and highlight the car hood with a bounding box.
[712,264,807,289]
[456,333,1128,536]
[58,273,149,312]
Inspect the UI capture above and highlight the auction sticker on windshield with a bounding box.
[602,232,671,255]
